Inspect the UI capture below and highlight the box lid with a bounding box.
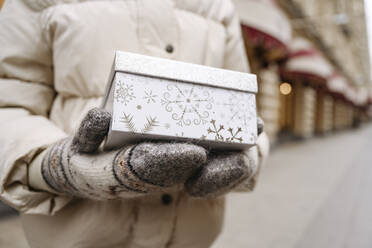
[113,51,257,93]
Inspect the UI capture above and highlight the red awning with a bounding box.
[234,0,292,60]
[281,39,333,87]
[327,73,348,98]
[354,87,370,107]
[327,73,370,107]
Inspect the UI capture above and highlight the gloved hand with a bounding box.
[41,108,263,200]
[185,117,264,198]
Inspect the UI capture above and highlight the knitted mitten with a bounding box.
[42,108,263,199]
[41,108,207,200]
[184,117,264,198]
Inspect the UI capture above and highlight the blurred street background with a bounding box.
[213,124,372,248]
[1,0,372,247]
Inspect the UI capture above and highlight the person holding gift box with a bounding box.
[0,0,269,247]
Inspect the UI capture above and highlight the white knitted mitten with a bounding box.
[41,108,264,199]
[41,108,207,199]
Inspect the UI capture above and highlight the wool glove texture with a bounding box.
[41,108,263,200]
[185,116,264,198]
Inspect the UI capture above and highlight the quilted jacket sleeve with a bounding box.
[0,0,71,215]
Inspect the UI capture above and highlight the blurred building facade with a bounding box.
[281,0,372,132]
[287,0,370,87]
[234,0,372,144]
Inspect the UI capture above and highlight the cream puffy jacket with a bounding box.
[0,0,269,247]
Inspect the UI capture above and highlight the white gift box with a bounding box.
[102,51,258,150]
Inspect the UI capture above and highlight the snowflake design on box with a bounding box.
[206,120,243,143]
[161,84,213,127]
[226,127,243,143]
[143,90,157,104]
[115,80,136,105]
[207,120,224,141]
[223,92,254,126]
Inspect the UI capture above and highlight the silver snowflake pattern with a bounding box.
[161,84,213,126]
[207,120,224,141]
[226,127,243,143]
[143,90,157,104]
[115,80,136,105]
[206,120,244,143]
[223,92,254,127]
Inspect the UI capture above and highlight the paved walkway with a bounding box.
[213,124,372,248]
[1,124,372,248]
